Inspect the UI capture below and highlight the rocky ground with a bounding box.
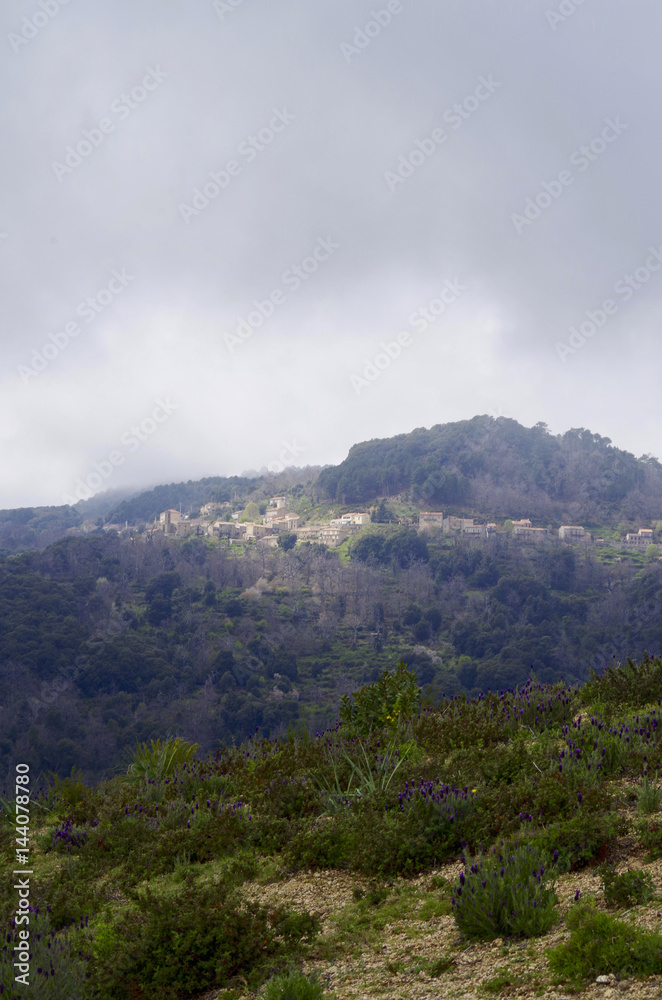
[199,790,662,1000]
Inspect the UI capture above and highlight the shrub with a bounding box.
[260,776,322,821]
[40,767,99,825]
[548,900,662,989]
[260,968,324,999]
[451,844,557,940]
[601,867,655,908]
[286,802,454,876]
[269,908,320,945]
[398,779,479,856]
[89,879,320,999]
[339,661,421,734]
[581,652,662,709]
[528,807,625,872]
[636,816,662,858]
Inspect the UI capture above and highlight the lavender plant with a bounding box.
[451,844,557,939]
[50,817,91,853]
[398,778,477,836]
[0,905,93,999]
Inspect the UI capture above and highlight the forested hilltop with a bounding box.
[2,417,660,550]
[316,416,662,521]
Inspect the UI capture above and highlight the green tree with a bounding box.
[371,499,391,523]
[239,502,260,522]
[277,531,297,551]
[645,544,660,563]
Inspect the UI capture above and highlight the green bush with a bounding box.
[601,867,655,908]
[89,879,320,999]
[581,652,662,709]
[287,798,470,876]
[451,844,557,940]
[548,900,662,989]
[528,807,625,872]
[260,968,324,999]
[636,816,662,858]
[339,661,421,734]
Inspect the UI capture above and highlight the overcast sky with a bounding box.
[2,0,661,508]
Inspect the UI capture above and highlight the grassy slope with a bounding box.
[4,658,662,998]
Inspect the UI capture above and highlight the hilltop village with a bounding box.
[145,496,657,550]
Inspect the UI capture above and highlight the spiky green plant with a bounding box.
[260,968,324,1000]
[637,773,662,815]
[126,737,200,782]
[311,736,413,811]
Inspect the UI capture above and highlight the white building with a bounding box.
[625,528,654,545]
[341,512,371,526]
[512,520,548,541]
[419,511,444,531]
[318,526,350,547]
[443,515,476,533]
[559,525,588,541]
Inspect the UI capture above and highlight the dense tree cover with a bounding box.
[105,466,323,526]
[315,416,662,522]
[1,527,662,784]
[106,475,263,525]
[0,505,83,553]
[351,526,429,567]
